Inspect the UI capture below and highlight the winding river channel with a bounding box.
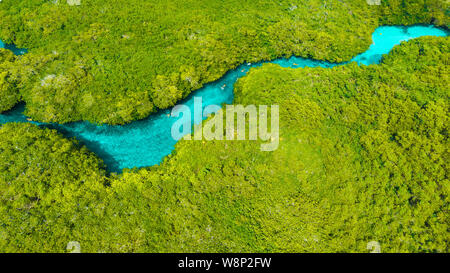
[0,25,448,172]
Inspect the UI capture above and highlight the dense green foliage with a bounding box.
[0,0,448,124]
[0,123,107,252]
[0,49,19,112]
[0,36,448,252]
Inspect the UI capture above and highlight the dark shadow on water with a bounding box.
[41,123,122,174]
[3,44,27,55]
[393,23,450,35]
[1,103,120,173]
[0,103,27,121]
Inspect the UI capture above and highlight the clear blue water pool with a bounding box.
[0,25,448,172]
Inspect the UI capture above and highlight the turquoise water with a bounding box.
[0,25,447,172]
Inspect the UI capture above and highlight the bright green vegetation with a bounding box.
[0,123,108,252]
[0,49,18,112]
[1,36,448,252]
[0,0,448,124]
